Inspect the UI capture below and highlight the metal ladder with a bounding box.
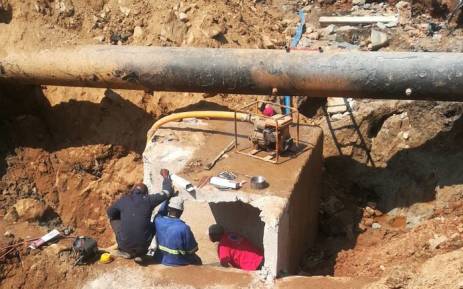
[323,97,375,167]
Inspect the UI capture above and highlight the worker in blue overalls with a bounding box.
[154,196,202,266]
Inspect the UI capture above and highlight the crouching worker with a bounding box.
[209,224,264,271]
[106,169,174,263]
[154,196,201,266]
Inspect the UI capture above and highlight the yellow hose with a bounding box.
[146,111,251,145]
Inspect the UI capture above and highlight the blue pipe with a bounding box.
[284,96,291,114]
[290,10,305,48]
[285,10,305,115]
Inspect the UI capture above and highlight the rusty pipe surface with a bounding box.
[1,45,463,100]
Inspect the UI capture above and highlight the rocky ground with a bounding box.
[2,0,463,288]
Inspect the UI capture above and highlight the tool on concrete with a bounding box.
[205,141,235,170]
[250,176,268,190]
[217,171,236,180]
[210,176,241,189]
[171,174,196,199]
[2,46,463,101]
[197,176,211,189]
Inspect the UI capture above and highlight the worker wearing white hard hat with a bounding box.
[167,196,184,211]
[153,195,201,266]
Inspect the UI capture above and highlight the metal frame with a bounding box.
[233,99,302,164]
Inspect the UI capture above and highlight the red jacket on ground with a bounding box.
[218,232,264,271]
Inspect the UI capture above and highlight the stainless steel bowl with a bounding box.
[250,176,268,189]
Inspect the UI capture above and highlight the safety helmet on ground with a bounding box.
[99,252,113,264]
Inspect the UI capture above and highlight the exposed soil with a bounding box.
[2,0,463,288]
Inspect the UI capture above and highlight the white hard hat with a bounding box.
[168,196,184,211]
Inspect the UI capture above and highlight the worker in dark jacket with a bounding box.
[107,169,174,262]
[154,196,201,266]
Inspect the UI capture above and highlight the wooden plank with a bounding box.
[264,155,275,161]
[319,15,398,26]
[250,149,260,155]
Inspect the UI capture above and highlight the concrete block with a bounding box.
[143,119,323,278]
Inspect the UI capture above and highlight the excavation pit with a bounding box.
[143,118,323,278]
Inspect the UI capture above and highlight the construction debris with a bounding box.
[209,176,241,189]
[4,207,19,223]
[13,198,49,222]
[204,141,235,170]
[428,235,448,250]
[171,174,195,196]
[132,26,144,42]
[370,29,389,50]
[178,12,188,22]
[29,229,61,249]
[395,1,412,25]
[55,0,74,17]
[319,15,398,26]
[321,24,337,37]
[352,0,366,6]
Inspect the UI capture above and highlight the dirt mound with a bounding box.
[0,0,297,54]
[301,98,463,278]
[0,85,153,244]
[365,247,463,289]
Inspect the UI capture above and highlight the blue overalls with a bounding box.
[154,201,199,266]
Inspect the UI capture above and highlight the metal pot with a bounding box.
[250,176,268,189]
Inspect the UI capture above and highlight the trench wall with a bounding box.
[285,130,323,274]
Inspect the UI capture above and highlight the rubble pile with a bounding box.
[296,0,462,52]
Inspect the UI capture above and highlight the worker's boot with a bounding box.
[134,256,143,264]
[111,249,132,259]
[134,255,149,265]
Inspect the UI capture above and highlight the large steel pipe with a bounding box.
[1,45,463,100]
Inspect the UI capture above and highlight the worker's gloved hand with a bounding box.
[160,169,170,179]
[162,178,174,195]
[160,168,174,197]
